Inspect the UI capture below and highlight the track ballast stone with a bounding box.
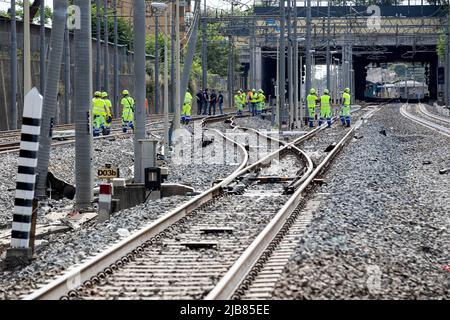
[272,104,450,300]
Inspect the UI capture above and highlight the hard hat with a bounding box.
[258,89,263,93]
[122,90,129,95]
[323,89,329,94]
[102,92,108,98]
[252,88,256,92]
[310,88,316,94]
[345,88,350,93]
[237,90,242,94]
[94,91,102,97]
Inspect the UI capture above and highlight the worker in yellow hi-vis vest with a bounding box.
[102,92,113,135]
[121,90,135,133]
[306,88,319,128]
[181,91,193,125]
[319,89,332,128]
[92,91,108,137]
[341,88,351,127]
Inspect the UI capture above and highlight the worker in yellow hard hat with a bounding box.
[102,92,113,135]
[121,90,135,133]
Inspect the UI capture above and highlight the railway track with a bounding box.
[23,106,370,300]
[400,103,450,137]
[0,112,237,155]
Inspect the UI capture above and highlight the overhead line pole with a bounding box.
[35,0,68,199]
[96,0,101,90]
[305,0,312,125]
[174,0,181,130]
[64,24,70,124]
[74,0,93,210]
[155,12,160,114]
[133,0,147,183]
[287,0,293,129]
[279,0,286,130]
[326,1,331,90]
[104,0,110,93]
[24,0,32,94]
[40,0,46,95]
[202,0,208,90]
[10,0,17,130]
[113,0,119,117]
[293,0,299,129]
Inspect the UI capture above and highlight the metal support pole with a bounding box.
[287,0,293,129]
[276,37,280,127]
[36,0,68,199]
[174,0,181,130]
[446,13,450,107]
[155,14,160,114]
[96,0,101,90]
[293,0,299,129]
[305,0,312,124]
[10,0,17,130]
[164,9,169,153]
[305,0,312,93]
[74,0,93,210]
[202,0,207,90]
[134,0,147,183]
[113,0,119,117]
[103,0,110,93]
[64,24,70,124]
[326,2,331,90]
[279,0,286,130]
[24,0,31,94]
[170,3,175,113]
[40,0,46,94]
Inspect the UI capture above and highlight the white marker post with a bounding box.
[98,183,112,223]
[6,88,43,268]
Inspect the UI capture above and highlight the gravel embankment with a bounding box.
[272,103,450,299]
[426,103,450,119]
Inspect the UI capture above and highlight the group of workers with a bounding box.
[91,85,352,135]
[306,87,352,128]
[92,90,135,136]
[234,88,266,116]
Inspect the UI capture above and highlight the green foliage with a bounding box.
[437,31,446,63]
[91,4,133,49]
[0,1,52,24]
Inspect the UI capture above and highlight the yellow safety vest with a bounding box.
[92,98,107,116]
[320,95,331,110]
[121,96,135,109]
[307,94,317,109]
[104,99,112,116]
[343,92,351,106]
[251,93,258,103]
[184,92,193,105]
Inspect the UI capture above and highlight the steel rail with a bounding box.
[400,104,450,138]
[205,106,381,300]
[418,103,450,126]
[24,116,250,300]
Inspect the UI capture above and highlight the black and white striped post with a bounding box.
[6,88,43,268]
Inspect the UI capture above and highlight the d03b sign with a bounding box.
[98,166,119,180]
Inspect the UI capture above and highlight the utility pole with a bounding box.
[10,0,17,130]
[104,0,110,93]
[279,0,286,130]
[202,0,207,90]
[35,0,68,199]
[24,0,31,94]
[293,0,299,129]
[227,3,234,110]
[155,13,160,114]
[96,0,101,90]
[287,0,293,129]
[164,7,169,152]
[64,24,70,124]
[326,1,331,90]
[113,0,119,117]
[74,0,93,210]
[305,0,312,124]
[171,2,176,113]
[174,0,181,130]
[133,0,147,183]
[40,0,46,94]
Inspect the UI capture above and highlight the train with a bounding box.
[365,80,430,102]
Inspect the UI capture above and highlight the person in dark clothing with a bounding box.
[218,91,224,115]
[196,90,203,115]
[203,89,209,115]
[209,90,217,115]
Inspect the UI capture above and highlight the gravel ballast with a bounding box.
[272,103,450,299]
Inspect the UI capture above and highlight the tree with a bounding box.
[0,0,52,24]
[91,4,133,49]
